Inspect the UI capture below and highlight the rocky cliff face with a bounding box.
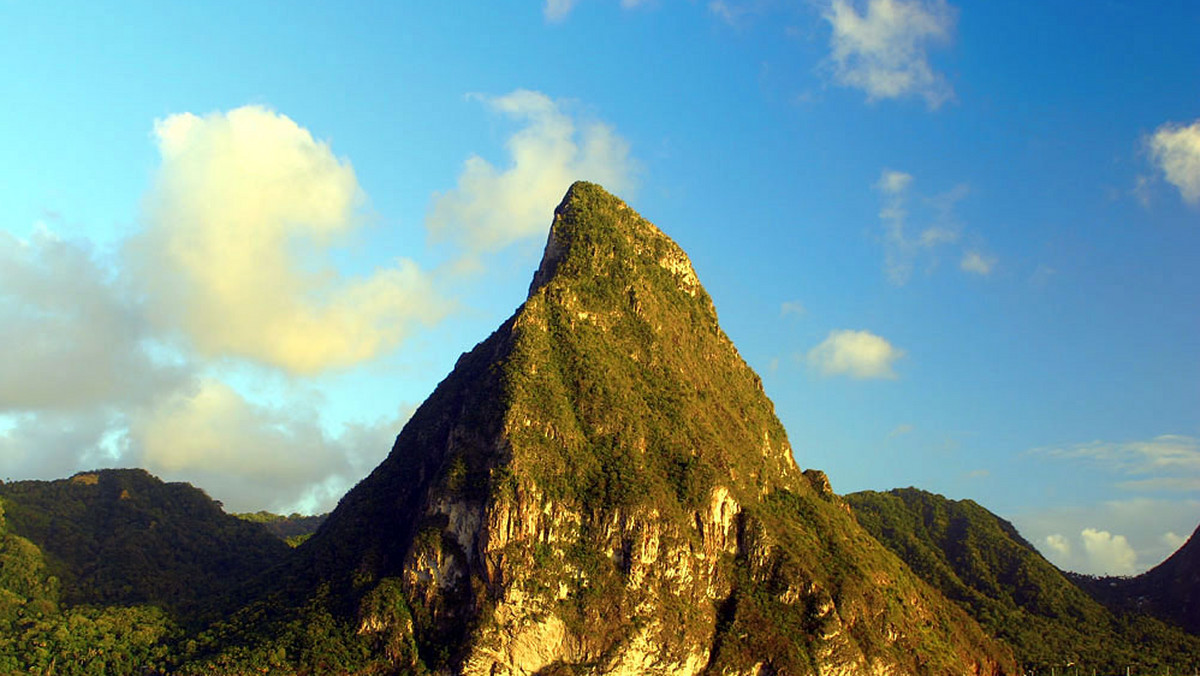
[306,182,1016,675]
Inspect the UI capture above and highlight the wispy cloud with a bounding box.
[426,90,638,255]
[959,250,996,276]
[544,0,651,22]
[823,0,956,109]
[1148,118,1200,206]
[1032,434,1200,478]
[806,329,904,379]
[780,300,807,317]
[874,169,981,284]
[543,0,578,22]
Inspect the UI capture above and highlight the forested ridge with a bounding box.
[846,488,1200,675]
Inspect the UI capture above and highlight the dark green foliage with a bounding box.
[234,510,329,547]
[846,488,1200,674]
[0,469,289,626]
[0,497,180,674]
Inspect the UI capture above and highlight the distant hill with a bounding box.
[0,468,289,625]
[1069,524,1200,636]
[234,511,328,547]
[0,495,177,674]
[846,488,1200,674]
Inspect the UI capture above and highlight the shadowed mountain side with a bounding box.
[195,182,1017,675]
[846,488,1200,674]
[0,469,289,626]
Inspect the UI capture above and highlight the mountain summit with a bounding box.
[287,182,1015,674]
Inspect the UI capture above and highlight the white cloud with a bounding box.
[1033,434,1200,477]
[781,300,807,317]
[824,0,956,108]
[426,90,637,254]
[709,0,770,27]
[1081,528,1138,576]
[543,0,578,21]
[0,410,123,481]
[1148,119,1200,205]
[1163,531,1186,551]
[807,329,904,379]
[544,0,650,22]
[1043,534,1071,558]
[874,169,972,284]
[960,250,996,275]
[878,169,913,195]
[1116,476,1200,492]
[128,106,444,375]
[126,379,411,513]
[1015,497,1200,575]
[0,226,188,412]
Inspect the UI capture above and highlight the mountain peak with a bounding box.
[291,183,1014,675]
[529,181,703,304]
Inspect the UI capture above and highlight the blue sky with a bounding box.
[1,0,1197,575]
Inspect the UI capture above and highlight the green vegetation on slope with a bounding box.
[0,497,180,675]
[0,469,290,627]
[234,510,328,547]
[846,488,1200,674]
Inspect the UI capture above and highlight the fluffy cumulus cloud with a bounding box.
[807,329,904,379]
[125,379,410,513]
[129,106,443,375]
[1163,531,1187,551]
[824,0,956,108]
[1080,528,1138,575]
[1043,533,1071,558]
[1,105,454,512]
[874,169,981,284]
[1016,497,1200,575]
[1148,119,1200,205]
[426,90,637,254]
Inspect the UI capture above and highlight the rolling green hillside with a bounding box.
[846,488,1200,674]
[0,468,289,625]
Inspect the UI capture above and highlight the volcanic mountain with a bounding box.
[190,182,1015,674]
